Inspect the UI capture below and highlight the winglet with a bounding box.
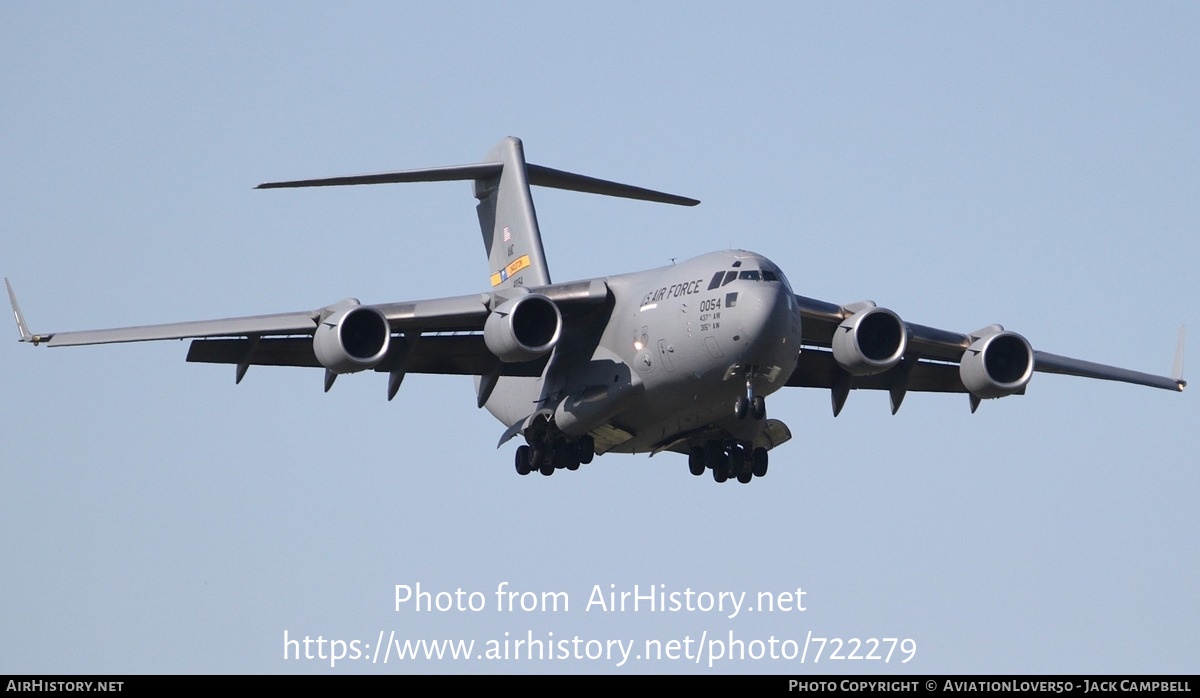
[5,278,35,343]
[1172,325,1186,390]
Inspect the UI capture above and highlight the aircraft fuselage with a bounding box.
[482,249,802,455]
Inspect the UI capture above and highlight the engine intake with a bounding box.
[313,305,391,374]
[832,307,907,375]
[484,294,562,363]
[960,330,1033,398]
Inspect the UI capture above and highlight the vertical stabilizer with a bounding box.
[474,137,552,289]
[255,136,697,292]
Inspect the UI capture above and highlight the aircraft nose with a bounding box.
[735,283,797,353]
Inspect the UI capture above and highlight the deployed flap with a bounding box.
[187,334,548,377]
[788,349,967,393]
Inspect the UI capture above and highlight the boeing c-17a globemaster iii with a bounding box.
[6,137,1186,483]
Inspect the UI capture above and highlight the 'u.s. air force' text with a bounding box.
[640,279,704,308]
[394,582,807,619]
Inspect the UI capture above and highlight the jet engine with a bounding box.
[832,306,907,375]
[484,294,562,362]
[313,305,391,374]
[959,330,1034,398]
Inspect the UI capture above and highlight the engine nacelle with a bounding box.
[484,294,562,363]
[959,330,1033,398]
[832,307,907,375]
[313,305,391,374]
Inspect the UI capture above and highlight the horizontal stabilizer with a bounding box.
[256,163,502,189]
[525,164,698,206]
[256,156,699,206]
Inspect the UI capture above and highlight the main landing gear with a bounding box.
[688,440,769,484]
[514,435,595,476]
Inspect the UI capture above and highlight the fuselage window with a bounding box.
[739,270,761,281]
[707,271,725,290]
[722,271,737,286]
[762,270,778,282]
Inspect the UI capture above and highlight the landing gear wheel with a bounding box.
[688,447,705,476]
[751,447,769,478]
[737,471,753,484]
[734,396,749,419]
[539,460,555,476]
[730,443,748,476]
[751,396,766,420]
[576,436,595,465]
[712,464,728,483]
[515,445,532,475]
[704,440,722,468]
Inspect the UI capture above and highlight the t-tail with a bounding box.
[474,137,551,288]
[256,136,699,289]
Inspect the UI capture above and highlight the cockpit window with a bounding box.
[716,265,788,287]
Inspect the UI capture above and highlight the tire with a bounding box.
[734,396,749,419]
[577,436,595,465]
[752,448,768,478]
[730,443,748,475]
[515,445,532,475]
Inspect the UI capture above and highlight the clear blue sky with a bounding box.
[3,2,1196,674]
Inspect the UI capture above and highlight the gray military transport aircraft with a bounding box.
[7,137,1187,484]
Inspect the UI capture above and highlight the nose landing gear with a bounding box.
[734,372,766,420]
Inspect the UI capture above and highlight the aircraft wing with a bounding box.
[789,294,1185,414]
[6,277,608,386]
